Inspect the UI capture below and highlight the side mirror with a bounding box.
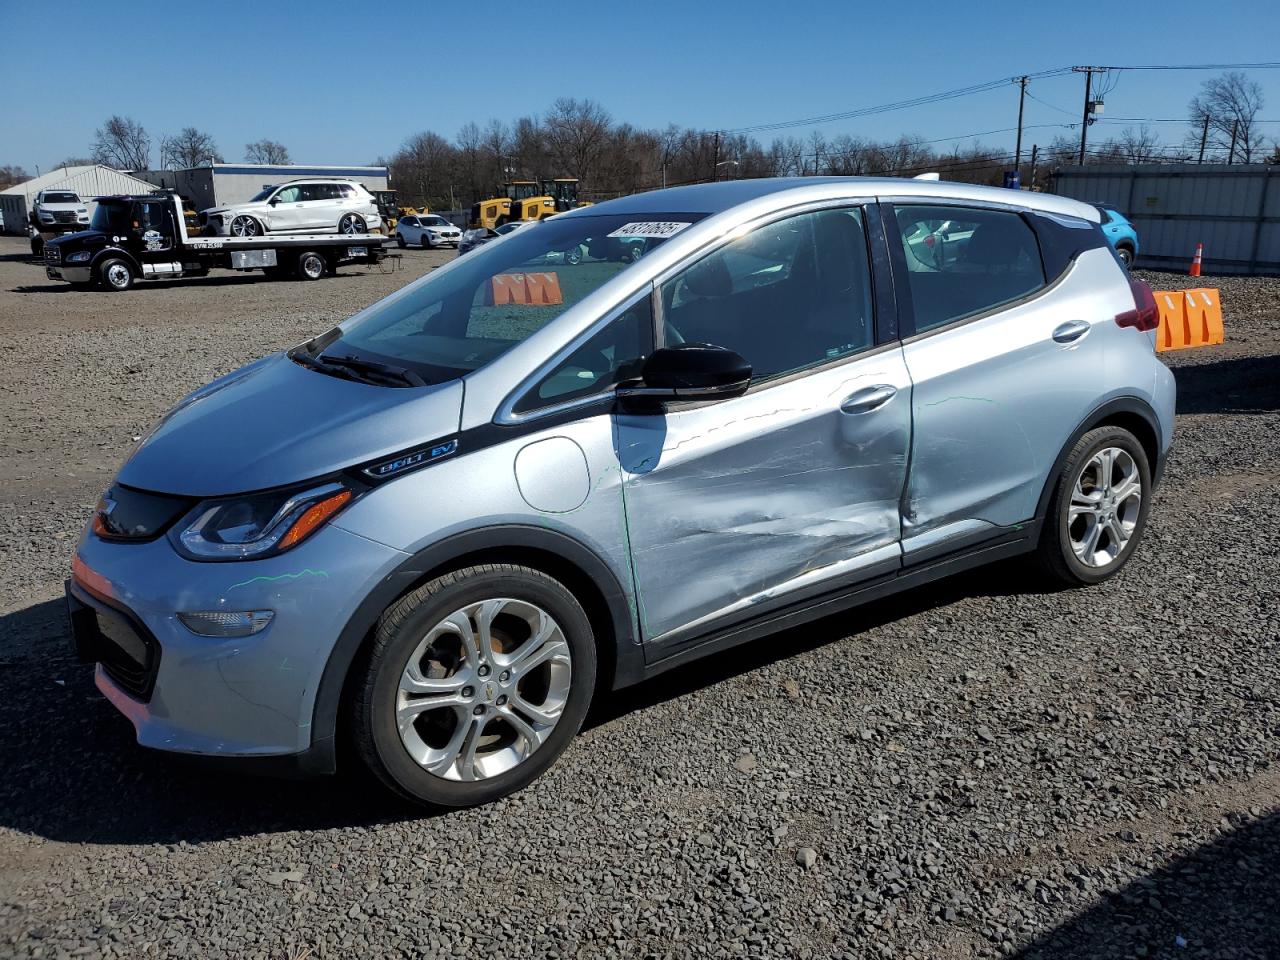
[619,343,752,404]
[268,196,280,206]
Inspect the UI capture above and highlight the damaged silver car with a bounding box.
[69,177,1173,807]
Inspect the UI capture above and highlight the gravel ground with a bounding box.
[1,238,1278,959]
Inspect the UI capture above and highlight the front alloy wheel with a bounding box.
[354,564,596,807]
[339,214,366,235]
[396,598,572,781]
[230,215,261,237]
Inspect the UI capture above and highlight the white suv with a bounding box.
[200,179,382,237]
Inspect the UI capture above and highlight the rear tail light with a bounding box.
[1115,279,1159,332]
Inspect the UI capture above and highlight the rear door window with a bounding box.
[892,204,1046,333]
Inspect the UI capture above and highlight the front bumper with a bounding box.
[69,522,408,760]
[45,265,91,283]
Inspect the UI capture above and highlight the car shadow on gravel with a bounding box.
[1173,352,1280,414]
[0,600,432,846]
[1015,811,1280,959]
[589,561,1058,729]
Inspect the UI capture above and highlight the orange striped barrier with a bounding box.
[487,272,564,306]
[1152,288,1223,352]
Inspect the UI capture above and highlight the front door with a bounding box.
[617,205,911,652]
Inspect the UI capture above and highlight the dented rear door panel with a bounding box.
[617,347,912,652]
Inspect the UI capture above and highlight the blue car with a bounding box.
[1092,203,1139,269]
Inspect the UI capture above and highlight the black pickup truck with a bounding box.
[43,193,389,291]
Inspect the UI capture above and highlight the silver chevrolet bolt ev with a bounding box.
[68,177,1174,807]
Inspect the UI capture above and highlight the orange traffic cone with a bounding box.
[1189,242,1203,277]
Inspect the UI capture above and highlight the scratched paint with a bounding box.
[619,353,913,645]
[227,568,330,592]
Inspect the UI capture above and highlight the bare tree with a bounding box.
[390,130,454,208]
[1188,71,1265,162]
[91,115,151,170]
[244,139,291,164]
[159,127,223,169]
[56,157,93,169]
[0,165,28,190]
[544,98,611,186]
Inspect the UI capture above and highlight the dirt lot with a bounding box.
[1,234,1279,959]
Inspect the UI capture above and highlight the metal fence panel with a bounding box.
[1052,163,1280,275]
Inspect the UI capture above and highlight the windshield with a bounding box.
[325,212,704,383]
[495,222,523,235]
[42,192,79,204]
[249,187,276,202]
[90,202,133,233]
[422,216,449,226]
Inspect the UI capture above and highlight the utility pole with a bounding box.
[1014,76,1028,171]
[1029,143,1039,190]
[711,131,721,182]
[1227,120,1239,164]
[1198,116,1210,163]
[1073,66,1108,165]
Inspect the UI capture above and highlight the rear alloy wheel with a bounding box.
[1037,426,1151,585]
[296,251,326,281]
[99,258,134,292]
[339,214,366,235]
[230,215,262,237]
[354,564,596,807]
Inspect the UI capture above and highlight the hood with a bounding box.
[35,202,85,212]
[116,353,464,497]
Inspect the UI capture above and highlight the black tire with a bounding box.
[353,564,597,808]
[339,213,366,235]
[295,251,326,281]
[98,258,134,292]
[30,236,43,257]
[396,233,406,249]
[421,232,433,250]
[1036,425,1152,586]
[1116,244,1134,269]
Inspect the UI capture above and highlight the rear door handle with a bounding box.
[840,384,898,414]
[1052,320,1091,344]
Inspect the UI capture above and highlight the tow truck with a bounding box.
[42,192,389,291]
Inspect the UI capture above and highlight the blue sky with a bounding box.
[4,0,1279,171]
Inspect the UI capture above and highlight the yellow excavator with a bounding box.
[470,179,592,230]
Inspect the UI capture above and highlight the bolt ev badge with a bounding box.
[362,438,458,480]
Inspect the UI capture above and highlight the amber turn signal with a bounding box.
[279,490,353,550]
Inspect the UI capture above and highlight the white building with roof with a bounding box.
[0,164,160,234]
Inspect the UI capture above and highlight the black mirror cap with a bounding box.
[636,343,752,398]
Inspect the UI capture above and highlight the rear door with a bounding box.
[617,204,911,654]
[885,200,1128,559]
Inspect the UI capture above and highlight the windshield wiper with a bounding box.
[289,347,363,383]
[319,353,427,388]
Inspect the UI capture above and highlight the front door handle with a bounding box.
[840,384,898,414]
[1052,319,1091,344]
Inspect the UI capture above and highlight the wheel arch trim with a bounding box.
[1034,395,1164,523]
[306,523,640,773]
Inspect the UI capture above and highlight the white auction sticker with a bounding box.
[606,221,692,239]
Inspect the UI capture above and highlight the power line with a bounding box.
[1097,61,1280,71]
[723,67,1074,135]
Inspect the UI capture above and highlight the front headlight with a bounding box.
[39,212,53,221]
[170,481,355,561]
[66,251,91,263]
